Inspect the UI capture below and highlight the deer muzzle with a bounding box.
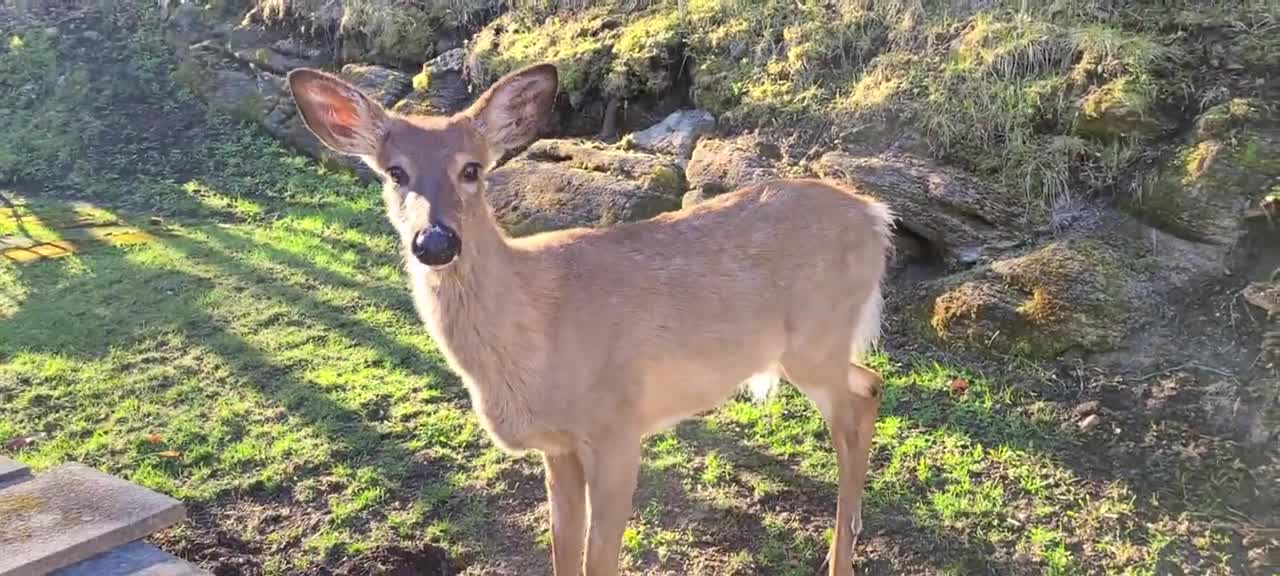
[412,223,462,267]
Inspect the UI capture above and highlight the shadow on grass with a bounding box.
[0,205,463,574]
[0,198,1261,575]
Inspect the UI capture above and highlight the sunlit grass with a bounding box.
[0,4,1266,574]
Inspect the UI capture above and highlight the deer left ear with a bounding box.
[288,68,389,157]
[464,63,559,157]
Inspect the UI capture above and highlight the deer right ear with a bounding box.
[288,68,388,157]
[464,63,559,156]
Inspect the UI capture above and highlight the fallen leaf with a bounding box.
[157,450,181,459]
[949,378,969,395]
[4,436,31,451]
[145,433,164,444]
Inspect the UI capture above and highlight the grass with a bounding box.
[1,3,1273,575]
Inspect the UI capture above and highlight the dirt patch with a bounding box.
[331,545,454,576]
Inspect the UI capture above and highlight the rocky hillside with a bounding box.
[164,0,1278,377]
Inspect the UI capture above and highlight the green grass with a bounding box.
[0,4,1270,575]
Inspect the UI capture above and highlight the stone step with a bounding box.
[0,463,186,576]
[51,541,210,576]
[0,457,31,489]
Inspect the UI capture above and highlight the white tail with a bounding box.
[290,63,894,576]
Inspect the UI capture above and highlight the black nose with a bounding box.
[412,223,461,267]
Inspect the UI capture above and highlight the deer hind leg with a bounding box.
[782,356,882,576]
[544,450,587,576]
[580,434,642,576]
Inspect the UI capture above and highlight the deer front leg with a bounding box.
[545,450,588,576]
[581,435,642,576]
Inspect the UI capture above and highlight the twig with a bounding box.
[1135,362,1236,382]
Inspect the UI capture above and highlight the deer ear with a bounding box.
[464,63,559,156]
[288,68,388,157]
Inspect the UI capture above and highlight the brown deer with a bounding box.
[288,63,893,576]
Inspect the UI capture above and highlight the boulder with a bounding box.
[1126,101,1279,249]
[485,140,684,236]
[1071,78,1162,141]
[177,41,360,173]
[340,64,412,108]
[814,152,1027,267]
[685,136,780,199]
[394,48,471,117]
[915,204,1248,358]
[924,238,1144,357]
[624,109,716,159]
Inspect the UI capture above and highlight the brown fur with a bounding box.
[289,63,893,576]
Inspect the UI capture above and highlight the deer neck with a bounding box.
[410,199,546,449]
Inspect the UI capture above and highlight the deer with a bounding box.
[287,62,894,576]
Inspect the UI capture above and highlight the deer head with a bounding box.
[287,64,559,269]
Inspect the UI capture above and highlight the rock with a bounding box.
[1127,115,1280,247]
[340,64,412,109]
[177,41,361,174]
[814,152,1027,267]
[682,189,711,209]
[233,46,317,75]
[394,48,471,117]
[914,195,1253,359]
[1243,281,1280,314]
[485,140,685,236]
[182,40,288,120]
[625,109,716,159]
[1078,413,1101,431]
[1072,78,1161,141]
[1072,401,1100,418]
[924,238,1147,357]
[685,136,780,200]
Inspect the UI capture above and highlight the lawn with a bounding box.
[0,4,1268,575]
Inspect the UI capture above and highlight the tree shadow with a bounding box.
[1,207,471,573]
[2,197,1263,575]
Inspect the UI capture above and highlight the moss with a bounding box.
[1193,98,1262,140]
[646,165,685,197]
[928,239,1145,358]
[411,69,430,93]
[1072,75,1159,140]
[1130,127,1280,243]
[251,0,497,64]
[468,7,683,107]
[608,10,682,97]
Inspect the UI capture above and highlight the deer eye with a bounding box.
[460,162,481,183]
[387,166,409,187]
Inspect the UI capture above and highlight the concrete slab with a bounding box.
[51,540,211,576]
[0,463,186,576]
[0,457,30,489]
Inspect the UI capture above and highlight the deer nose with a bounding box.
[412,223,461,267]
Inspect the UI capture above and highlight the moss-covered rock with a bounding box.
[815,151,1028,267]
[339,63,411,108]
[683,136,785,200]
[1128,102,1280,245]
[484,140,684,236]
[394,48,469,117]
[925,238,1147,357]
[466,8,681,106]
[1072,75,1161,141]
[246,0,497,66]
